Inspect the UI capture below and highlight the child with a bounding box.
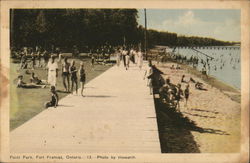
[79,62,86,96]
[44,86,58,108]
[70,60,78,95]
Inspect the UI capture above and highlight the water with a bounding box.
[172,46,241,89]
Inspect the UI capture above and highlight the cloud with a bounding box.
[153,10,240,41]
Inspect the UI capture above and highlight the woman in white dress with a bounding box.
[143,62,153,94]
[122,48,128,68]
[134,49,138,64]
[116,48,121,67]
[137,50,143,70]
[47,56,58,87]
[125,53,130,70]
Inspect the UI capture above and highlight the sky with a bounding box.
[137,9,240,42]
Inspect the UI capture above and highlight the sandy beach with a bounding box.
[155,61,240,153]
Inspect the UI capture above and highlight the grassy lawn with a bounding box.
[10,58,112,131]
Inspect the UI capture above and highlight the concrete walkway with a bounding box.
[10,62,161,153]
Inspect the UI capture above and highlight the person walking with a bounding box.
[144,62,153,94]
[122,47,127,68]
[91,54,95,70]
[125,53,130,70]
[138,50,143,70]
[116,49,121,67]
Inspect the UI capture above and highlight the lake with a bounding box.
[172,46,241,89]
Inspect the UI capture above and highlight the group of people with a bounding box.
[144,60,209,112]
[116,47,144,70]
[13,45,89,109]
[59,57,86,95]
[12,47,56,70]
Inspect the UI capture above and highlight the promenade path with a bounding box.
[10,62,161,153]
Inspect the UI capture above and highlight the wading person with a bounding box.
[70,60,78,95]
[47,56,58,87]
[62,57,70,92]
[44,86,58,108]
[79,62,86,96]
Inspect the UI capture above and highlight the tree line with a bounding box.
[10,9,239,52]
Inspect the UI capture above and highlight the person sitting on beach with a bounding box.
[170,64,175,69]
[189,77,196,83]
[195,82,207,91]
[17,75,46,88]
[181,75,188,83]
[44,86,58,108]
[30,72,47,85]
[176,64,181,70]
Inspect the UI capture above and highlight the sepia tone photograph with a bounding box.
[0,1,249,163]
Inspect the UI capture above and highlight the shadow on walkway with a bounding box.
[182,112,216,119]
[191,108,219,114]
[84,95,115,98]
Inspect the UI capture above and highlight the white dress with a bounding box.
[116,52,121,66]
[125,55,130,66]
[47,61,58,86]
[134,51,138,64]
[138,51,143,68]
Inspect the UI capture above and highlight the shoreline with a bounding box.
[152,61,240,153]
[155,60,241,103]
